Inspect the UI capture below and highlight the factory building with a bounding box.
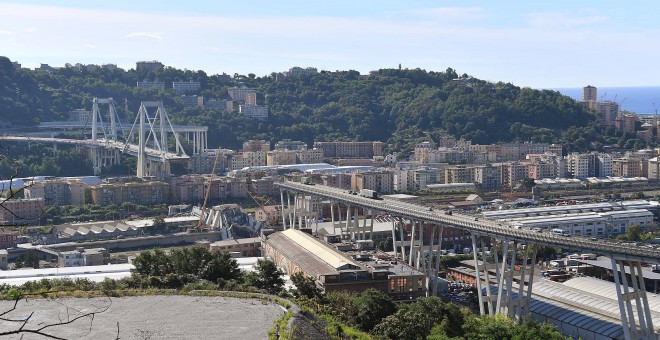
[262,229,426,300]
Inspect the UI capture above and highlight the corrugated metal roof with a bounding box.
[281,229,359,270]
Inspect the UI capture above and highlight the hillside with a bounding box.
[0,56,595,155]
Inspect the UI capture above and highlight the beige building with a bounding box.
[244,92,257,105]
[313,141,384,159]
[583,85,597,101]
[0,230,19,249]
[351,170,394,194]
[228,86,256,101]
[297,149,324,164]
[267,150,298,166]
[242,140,270,153]
[445,166,477,184]
[255,205,283,226]
[23,179,85,206]
[613,156,644,178]
[231,151,267,170]
[274,139,307,151]
[0,198,45,225]
[262,229,426,300]
[649,157,660,180]
[90,179,169,206]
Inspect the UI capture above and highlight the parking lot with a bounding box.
[0,295,284,339]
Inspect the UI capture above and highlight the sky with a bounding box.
[1,1,659,88]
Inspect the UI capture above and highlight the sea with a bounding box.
[549,86,660,116]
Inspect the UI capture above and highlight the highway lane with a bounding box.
[276,181,660,263]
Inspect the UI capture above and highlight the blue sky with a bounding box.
[1,1,659,88]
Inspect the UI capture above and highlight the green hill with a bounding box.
[0,56,595,156]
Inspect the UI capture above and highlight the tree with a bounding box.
[151,216,166,229]
[352,288,396,331]
[458,314,567,340]
[619,224,643,241]
[246,258,284,294]
[290,272,322,299]
[372,297,464,340]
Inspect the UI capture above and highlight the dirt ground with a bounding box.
[0,295,285,339]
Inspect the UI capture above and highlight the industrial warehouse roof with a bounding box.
[575,258,660,280]
[0,264,133,286]
[533,277,660,335]
[452,262,657,338]
[507,213,607,226]
[481,201,649,219]
[281,229,359,270]
[265,230,360,277]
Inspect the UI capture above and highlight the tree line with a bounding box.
[3,55,643,162]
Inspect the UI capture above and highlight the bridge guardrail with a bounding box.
[276,181,660,262]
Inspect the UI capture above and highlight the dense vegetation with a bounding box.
[1,56,601,155]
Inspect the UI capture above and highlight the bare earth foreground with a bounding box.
[0,295,285,339]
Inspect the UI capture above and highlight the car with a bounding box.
[473,217,479,221]
[532,228,542,232]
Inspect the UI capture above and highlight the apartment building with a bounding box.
[251,176,279,196]
[499,162,529,188]
[255,206,283,226]
[474,165,501,191]
[239,104,268,120]
[172,80,201,94]
[274,139,307,151]
[180,95,203,107]
[351,170,395,194]
[90,178,170,206]
[297,149,324,164]
[313,141,384,159]
[615,113,638,133]
[136,80,166,89]
[244,92,257,105]
[321,173,352,191]
[0,230,19,249]
[231,151,267,170]
[136,60,163,72]
[267,150,298,166]
[613,156,644,178]
[285,66,318,77]
[242,140,270,153]
[228,86,256,101]
[0,198,45,225]
[648,157,660,180]
[205,99,232,111]
[445,166,476,185]
[23,179,85,206]
[412,167,445,191]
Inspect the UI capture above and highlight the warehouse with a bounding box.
[261,229,426,299]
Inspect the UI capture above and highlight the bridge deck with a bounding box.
[276,181,660,263]
[0,136,189,161]
[38,121,208,133]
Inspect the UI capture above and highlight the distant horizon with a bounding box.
[2,1,660,88]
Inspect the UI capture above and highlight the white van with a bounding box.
[551,228,571,236]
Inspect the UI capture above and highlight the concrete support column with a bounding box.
[472,234,486,315]
[611,258,656,339]
[398,219,406,262]
[390,218,398,259]
[408,221,416,267]
[280,189,287,228]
